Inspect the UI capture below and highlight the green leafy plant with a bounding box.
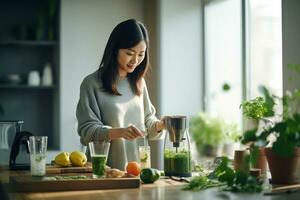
[241,86,300,157]
[189,113,227,155]
[240,97,269,120]
[190,113,240,156]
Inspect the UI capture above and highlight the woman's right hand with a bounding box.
[122,125,144,140]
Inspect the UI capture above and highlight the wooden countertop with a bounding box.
[1,166,300,200]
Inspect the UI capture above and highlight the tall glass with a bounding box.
[89,141,110,178]
[28,136,47,176]
[139,146,151,169]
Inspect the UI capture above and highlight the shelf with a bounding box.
[0,40,57,46]
[0,84,56,89]
[0,0,60,151]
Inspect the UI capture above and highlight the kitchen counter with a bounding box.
[1,166,300,200]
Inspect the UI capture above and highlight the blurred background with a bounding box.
[0,0,299,163]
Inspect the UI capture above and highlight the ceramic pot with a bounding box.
[265,147,300,184]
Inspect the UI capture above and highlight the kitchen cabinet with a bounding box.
[0,0,60,150]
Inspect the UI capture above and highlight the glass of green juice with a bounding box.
[88,141,110,178]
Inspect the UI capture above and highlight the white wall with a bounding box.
[58,0,145,153]
[282,0,300,92]
[159,0,203,118]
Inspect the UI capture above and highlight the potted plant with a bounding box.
[189,113,238,157]
[239,86,275,173]
[240,86,300,184]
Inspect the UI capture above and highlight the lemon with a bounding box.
[70,151,87,166]
[55,152,71,167]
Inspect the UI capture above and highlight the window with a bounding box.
[204,0,242,126]
[248,0,282,98]
[203,0,282,130]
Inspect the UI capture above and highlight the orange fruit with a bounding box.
[126,161,141,176]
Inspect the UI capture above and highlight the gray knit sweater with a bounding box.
[76,70,161,170]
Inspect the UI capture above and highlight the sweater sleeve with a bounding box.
[76,78,111,146]
[143,81,163,140]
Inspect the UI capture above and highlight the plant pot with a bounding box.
[222,143,238,159]
[244,119,259,131]
[233,149,249,172]
[250,148,267,174]
[265,147,300,184]
[200,144,218,157]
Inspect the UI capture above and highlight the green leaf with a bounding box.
[249,147,259,167]
[235,171,248,185]
[272,134,296,157]
[222,83,231,91]
[271,122,287,133]
[140,153,148,163]
[288,64,300,73]
[259,85,276,117]
[218,168,235,186]
[241,129,257,145]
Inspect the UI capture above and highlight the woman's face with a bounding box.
[117,41,146,77]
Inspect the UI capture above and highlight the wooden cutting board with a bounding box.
[46,162,92,174]
[9,174,140,192]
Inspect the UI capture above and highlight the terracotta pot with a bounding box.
[233,149,249,172]
[250,148,267,174]
[265,147,300,184]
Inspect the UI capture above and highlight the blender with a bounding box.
[164,115,192,177]
[0,120,33,169]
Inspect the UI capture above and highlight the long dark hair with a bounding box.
[99,19,149,96]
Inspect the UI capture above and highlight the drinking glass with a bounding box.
[139,146,151,169]
[28,136,47,176]
[89,141,110,178]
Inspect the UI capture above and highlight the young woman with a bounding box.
[76,19,165,170]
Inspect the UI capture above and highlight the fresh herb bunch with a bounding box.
[183,157,263,193]
[183,176,222,191]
